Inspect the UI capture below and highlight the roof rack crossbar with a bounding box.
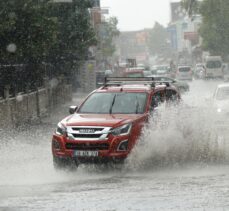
[104,77,171,88]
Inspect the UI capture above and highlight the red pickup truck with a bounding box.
[52,77,180,169]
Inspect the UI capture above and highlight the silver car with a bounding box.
[212,83,229,133]
[176,66,193,80]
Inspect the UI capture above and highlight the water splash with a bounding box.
[126,102,229,170]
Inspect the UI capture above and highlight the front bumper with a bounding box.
[205,73,223,78]
[52,134,130,164]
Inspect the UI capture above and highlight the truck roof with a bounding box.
[96,77,176,92]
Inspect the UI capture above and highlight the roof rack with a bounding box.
[104,77,170,88]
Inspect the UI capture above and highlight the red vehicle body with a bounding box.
[51,77,180,168]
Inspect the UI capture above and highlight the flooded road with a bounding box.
[1,80,229,211]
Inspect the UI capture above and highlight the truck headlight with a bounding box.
[217,108,222,113]
[55,122,67,136]
[111,123,132,136]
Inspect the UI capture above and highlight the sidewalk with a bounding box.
[1,92,88,144]
[42,92,88,125]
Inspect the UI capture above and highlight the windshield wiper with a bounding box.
[109,94,116,114]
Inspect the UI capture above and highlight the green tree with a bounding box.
[181,0,199,16]
[47,0,97,77]
[0,0,58,64]
[199,0,229,57]
[0,0,97,92]
[0,0,96,66]
[182,0,229,57]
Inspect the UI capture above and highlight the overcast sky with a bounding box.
[100,0,179,31]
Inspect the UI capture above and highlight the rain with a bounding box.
[1,0,229,210]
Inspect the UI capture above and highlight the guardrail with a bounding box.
[0,82,72,128]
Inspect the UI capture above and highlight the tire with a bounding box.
[53,156,78,170]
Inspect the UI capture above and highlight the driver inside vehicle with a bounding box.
[151,91,165,109]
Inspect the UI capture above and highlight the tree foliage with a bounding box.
[0,0,96,65]
[0,0,58,64]
[0,0,97,94]
[182,0,229,57]
[181,0,199,16]
[199,0,229,56]
[47,0,96,70]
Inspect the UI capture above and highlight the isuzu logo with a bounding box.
[79,129,95,133]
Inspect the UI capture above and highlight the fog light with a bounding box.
[117,140,128,151]
[52,139,61,150]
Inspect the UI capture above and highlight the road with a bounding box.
[1,80,229,211]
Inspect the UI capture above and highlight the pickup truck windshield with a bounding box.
[79,92,147,114]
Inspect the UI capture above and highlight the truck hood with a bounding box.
[62,113,144,128]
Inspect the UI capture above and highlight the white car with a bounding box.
[213,83,229,113]
[176,66,193,80]
[209,84,229,155]
[204,56,223,79]
[212,84,229,132]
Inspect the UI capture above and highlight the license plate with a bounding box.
[74,151,98,157]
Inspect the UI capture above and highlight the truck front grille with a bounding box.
[72,134,101,139]
[66,143,109,150]
[67,126,111,141]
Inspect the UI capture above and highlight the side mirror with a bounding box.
[150,97,159,111]
[69,105,78,114]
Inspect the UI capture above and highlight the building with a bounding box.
[167,1,202,64]
[115,30,150,66]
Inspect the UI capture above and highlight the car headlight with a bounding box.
[111,123,132,136]
[55,122,67,136]
[217,108,222,113]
